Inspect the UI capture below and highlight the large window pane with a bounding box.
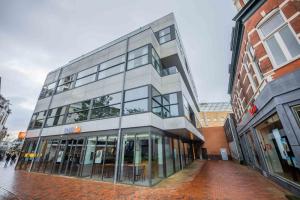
[165,137,174,176]
[256,114,300,185]
[66,110,89,123]
[279,26,300,57]
[102,135,117,182]
[151,134,164,185]
[159,27,170,37]
[44,140,59,174]
[120,133,135,184]
[159,34,171,44]
[91,136,106,179]
[48,107,66,117]
[81,137,96,177]
[77,66,98,79]
[100,55,126,71]
[123,99,148,115]
[266,36,287,65]
[127,55,148,70]
[75,74,96,87]
[91,104,120,119]
[68,101,91,113]
[260,12,284,37]
[98,63,125,79]
[45,115,64,127]
[120,133,149,186]
[128,46,148,60]
[93,93,121,108]
[56,82,73,93]
[124,86,148,102]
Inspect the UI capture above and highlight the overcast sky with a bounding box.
[0,0,236,139]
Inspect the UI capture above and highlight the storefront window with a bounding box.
[151,134,164,184]
[165,137,174,176]
[119,132,150,186]
[82,137,97,177]
[256,114,300,184]
[173,138,181,172]
[102,135,117,182]
[246,131,262,168]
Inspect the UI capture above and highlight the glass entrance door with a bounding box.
[119,132,149,186]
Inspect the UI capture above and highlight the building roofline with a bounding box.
[227,0,266,94]
[48,13,175,74]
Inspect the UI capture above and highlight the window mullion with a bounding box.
[275,30,293,60]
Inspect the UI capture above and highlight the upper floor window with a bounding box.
[45,106,67,127]
[91,93,121,119]
[39,82,56,99]
[258,12,300,67]
[66,100,91,123]
[98,55,126,80]
[123,86,149,115]
[56,74,75,93]
[29,110,47,129]
[151,48,161,74]
[127,46,149,70]
[163,93,179,117]
[75,66,97,87]
[158,27,171,44]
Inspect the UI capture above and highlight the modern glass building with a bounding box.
[16,13,204,186]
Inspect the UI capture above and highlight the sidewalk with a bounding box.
[0,160,293,200]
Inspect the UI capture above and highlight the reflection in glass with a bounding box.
[151,134,164,185]
[173,138,181,172]
[123,99,148,115]
[165,137,174,176]
[102,136,117,182]
[81,137,96,177]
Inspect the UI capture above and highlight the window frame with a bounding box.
[55,74,76,94]
[123,85,150,115]
[98,54,126,80]
[74,65,98,88]
[45,106,67,127]
[65,100,91,124]
[126,45,150,70]
[158,27,172,45]
[257,11,300,69]
[90,92,122,120]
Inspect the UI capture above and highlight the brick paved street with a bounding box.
[0,160,292,200]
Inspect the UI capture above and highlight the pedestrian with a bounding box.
[10,153,17,165]
[4,152,11,167]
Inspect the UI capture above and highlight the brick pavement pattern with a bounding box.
[0,161,291,200]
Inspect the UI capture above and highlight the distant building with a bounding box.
[229,0,300,194]
[199,102,232,127]
[0,78,10,141]
[199,102,233,160]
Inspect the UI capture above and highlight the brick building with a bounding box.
[229,0,300,194]
[199,102,233,160]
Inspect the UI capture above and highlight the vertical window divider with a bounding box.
[114,37,129,184]
[148,130,152,186]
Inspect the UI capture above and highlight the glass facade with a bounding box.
[17,128,198,186]
[256,114,300,184]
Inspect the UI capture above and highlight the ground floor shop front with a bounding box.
[16,127,201,186]
[236,70,300,195]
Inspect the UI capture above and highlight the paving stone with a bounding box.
[0,160,292,200]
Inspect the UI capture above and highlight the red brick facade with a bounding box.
[231,0,300,122]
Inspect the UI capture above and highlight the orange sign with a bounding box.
[18,131,26,140]
[74,126,81,133]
